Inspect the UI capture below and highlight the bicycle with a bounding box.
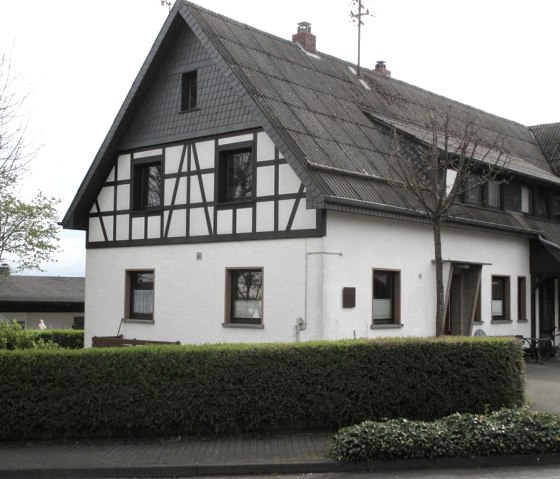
[537,326,560,361]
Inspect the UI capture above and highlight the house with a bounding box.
[62,1,560,346]
[0,276,85,329]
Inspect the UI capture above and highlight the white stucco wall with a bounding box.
[312,211,531,340]
[84,210,533,346]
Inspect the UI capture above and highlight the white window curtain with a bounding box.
[134,290,153,314]
[373,299,392,319]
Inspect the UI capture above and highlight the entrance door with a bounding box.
[539,278,555,335]
[444,264,482,336]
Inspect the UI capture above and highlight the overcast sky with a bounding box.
[1,0,558,277]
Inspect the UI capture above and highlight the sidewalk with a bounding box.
[1,359,559,479]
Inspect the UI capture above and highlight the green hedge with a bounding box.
[327,407,560,461]
[0,323,83,349]
[0,337,524,440]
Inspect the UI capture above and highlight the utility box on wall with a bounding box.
[342,287,356,308]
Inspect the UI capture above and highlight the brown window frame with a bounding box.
[372,269,401,325]
[132,157,162,212]
[181,70,197,111]
[517,276,527,321]
[225,268,264,325]
[216,143,255,204]
[125,270,155,321]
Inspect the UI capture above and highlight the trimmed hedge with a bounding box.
[0,337,524,440]
[327,407,560,461]
[0,323,83,350]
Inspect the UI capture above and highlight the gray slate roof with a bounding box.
[0,276,85,304]
[62,0,560,242]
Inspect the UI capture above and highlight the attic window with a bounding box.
[217,144,254,203]
[132,159,162,211]
[181,71,197,111]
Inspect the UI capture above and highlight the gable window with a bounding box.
[225,268,263,325]
[133,159,162,210]
[463,175,482,205]
[521,185,531,213]
[126,270,155,321]
[181,71,197,111]
[217,145,254,203]
[491,275,510,321]
[372,269,401,325]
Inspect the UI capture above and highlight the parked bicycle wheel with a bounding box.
[537,338,553,361]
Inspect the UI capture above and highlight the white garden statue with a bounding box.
[38,319,47,330]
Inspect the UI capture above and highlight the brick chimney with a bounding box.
[292,22,316,53]
[375,60,391,77]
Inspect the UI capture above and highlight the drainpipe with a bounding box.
[299,250,343,341]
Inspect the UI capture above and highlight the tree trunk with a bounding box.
[434,217,445,336]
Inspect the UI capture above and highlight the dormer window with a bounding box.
[181,71,197,111]
[133,159,162,211]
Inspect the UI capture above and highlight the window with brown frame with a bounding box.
[518,276,527,321]
[132,159,162,211]
[372,269,401,325]
[126,270,155,321]
[217,146,254,203]
[491,275,510,321]
[181,70,197,111]
[225,268,263,324]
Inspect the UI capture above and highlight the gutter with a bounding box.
[537,234,560,252]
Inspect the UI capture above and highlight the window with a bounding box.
[226,269,263,325]
[126,270,155,321]
[485,180,501,208]
[533,188,549,218]
[181,71,197,111]
[372,269,400,325]
[521,185,531,213]
[133,160,162,210]
[491,275,510,321]
[218,146,254,203]
[72,316,84,329]
[464,175,482,205]
[517,277,527,321]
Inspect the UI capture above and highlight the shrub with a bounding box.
[0,322,83,350]
[0,337,524,440]
[327,407,560,461]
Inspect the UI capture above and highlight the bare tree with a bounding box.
[388,107,509,336]
[0,51,60,274]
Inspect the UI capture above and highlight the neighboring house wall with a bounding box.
[0,313,80,330]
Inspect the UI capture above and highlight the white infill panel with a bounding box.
[278,199,295,231]
[217,209,233,235]
[167,211,186,237]
[165,145,184,174]
[116,185,130,211]
[190,177,203,204]
[97,187,114,212]
[236,207,253,234]
[164,179,175,205]
[88,217,105,242]
[104,216,114,241]
[257,165,275,197]
[134,148,162,159]
[201,174,214,201]
[147,216,161,239]
[174,177,187,205]
[107,167,115,182]
[131,217,145,240]
[190,208,208,236]
[116,215,129,241]
[278,164,301,194]
[256,202,274,232]
[218,134,253,146]
[257,132,275,162]
[291,203,316,230]
[194,140,215,170]
[117,154,131,180]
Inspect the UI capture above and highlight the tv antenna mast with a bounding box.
[350,0,373,76]
[160,0,172,12]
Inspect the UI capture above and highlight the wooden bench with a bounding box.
[92,335,181,348]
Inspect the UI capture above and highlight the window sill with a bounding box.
[371,324,404,329]
[473,321,484,325]
[222,323,264,329]
[517,319,529,323]
[179,107,200,114]
[131,208,163,217]
[215,199,254,210]
[491,319,513,324]
[123,318,155,324]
